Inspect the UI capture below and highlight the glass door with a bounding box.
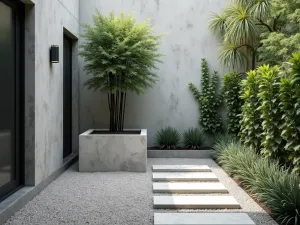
[0,0,22,200]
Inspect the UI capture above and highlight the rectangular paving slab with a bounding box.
[153,182,228,194]
[152,165,211,172]
[153,196,240,209]
[152,172,218,182]
[154,213,255,225]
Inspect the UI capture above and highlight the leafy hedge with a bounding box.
[239,70,262,152]
[257,65,287,162]
[214,139,300,225]
[279,53,300,172]
[238,52,300,171]
[222,72,243,135]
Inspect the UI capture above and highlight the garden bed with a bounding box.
[213,139,300,225]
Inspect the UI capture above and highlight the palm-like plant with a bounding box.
[79,11,163,132]
[209,0,275,71]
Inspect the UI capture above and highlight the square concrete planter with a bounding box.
[79,129,147,172]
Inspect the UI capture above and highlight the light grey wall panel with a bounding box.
[33,0,79,184]
[79,0,230,146]
[57,0,79,20]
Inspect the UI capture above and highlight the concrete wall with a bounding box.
[79,0,229,146]
[24,0,80,185]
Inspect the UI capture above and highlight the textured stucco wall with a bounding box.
[26,0,79,185]
[79,0,229,146]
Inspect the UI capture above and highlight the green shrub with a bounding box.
[189,58,222,134]
[79,11,163,132]
[222,72,243,134]
[215,141,300,225]
[239,70,262,151]
[257,65,287,162]
[155,127,181,149]
[280,52,300,172]
[183,128,205,149]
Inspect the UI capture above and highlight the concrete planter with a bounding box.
[147,149,212,158]
[79,129,147,172]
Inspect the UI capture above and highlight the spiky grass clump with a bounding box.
[215,140,300,225]
[155,127,181,149]
[183,128,205,149]
[212,133,237,160]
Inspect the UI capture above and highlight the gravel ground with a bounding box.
[4,158,278,225]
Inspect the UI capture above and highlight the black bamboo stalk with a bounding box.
[121,91,127,131]
[115,89,119,131]
[108,93,112,132]
[119,92,124,131]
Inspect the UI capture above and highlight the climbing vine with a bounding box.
[189,58,222,134]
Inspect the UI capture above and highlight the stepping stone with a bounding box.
[154,213,255,225]
[153,182,228,194]
[152,172,218,182]
[153,196,240,209]
[152,165,211,172]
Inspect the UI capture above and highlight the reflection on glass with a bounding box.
[0,1,15,188]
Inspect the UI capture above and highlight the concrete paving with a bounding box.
[153,196,241,209]
[153,182,228,193]
[153,172,218,182]
[154,213,256,225]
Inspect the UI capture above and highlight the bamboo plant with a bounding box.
[79,11,163,132]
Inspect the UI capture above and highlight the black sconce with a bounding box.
[50,45,59,63]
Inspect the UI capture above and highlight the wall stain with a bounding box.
[169,93,179,111]
[172,44,180,53]
[176,60,180,70]
[186,21,193,29]
[155,0,160,11]
[43,101,49,112]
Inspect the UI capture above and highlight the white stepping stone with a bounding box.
[153,196,240,209]
[152,165,211,172]
[152,172,218,182]
[154,213,255,225]
[153,182,228,194]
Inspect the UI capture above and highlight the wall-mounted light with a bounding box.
[50,45,59,63]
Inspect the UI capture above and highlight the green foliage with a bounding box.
[79,11,163,94]
[257,65,287,162]
[215,140,300,225]
[212,133,237,160]
[259,0,300,64]
[239,70,262,151]
[209,0,300,70]
[222,72,243,134]
[259,33,300,66]
[155,127,181,149]
[239,52,300,171]
[79,11,163,131]
[189,59,222,134]
[279,52,300,172]
[183,128,205,149]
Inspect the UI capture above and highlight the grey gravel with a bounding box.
[4,158,278,225]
